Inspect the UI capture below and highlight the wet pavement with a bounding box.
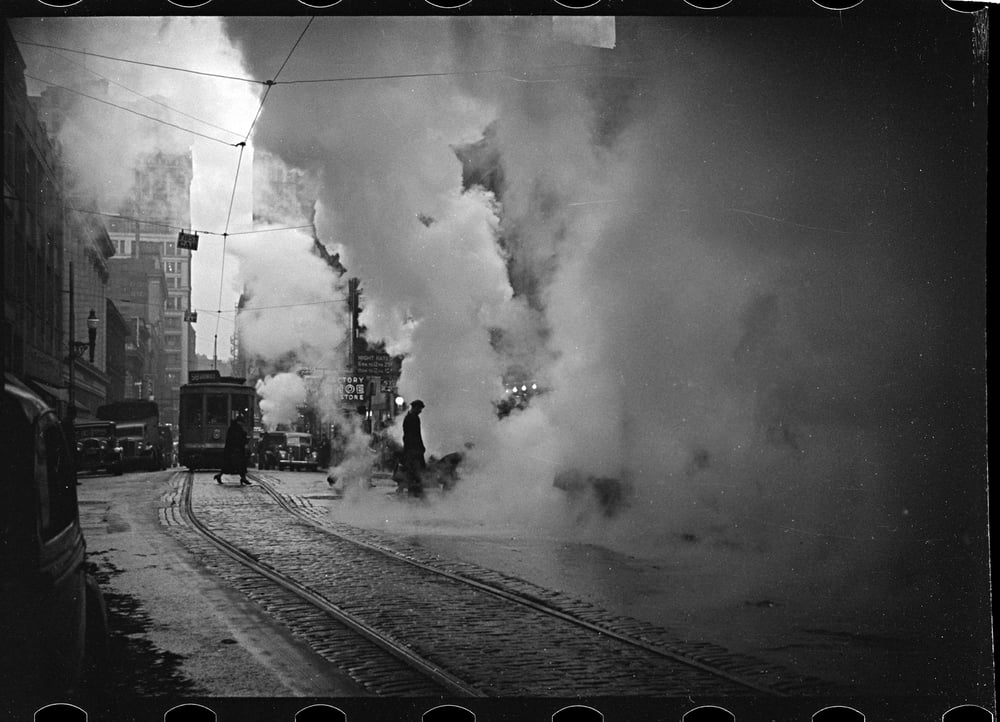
[16,465,983,722]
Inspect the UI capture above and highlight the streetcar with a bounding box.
[178,370,256,470]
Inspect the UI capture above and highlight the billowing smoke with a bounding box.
[231,224,352,429]
[221,15,986,611]
[19,14,978,616]
[255,372,306,430]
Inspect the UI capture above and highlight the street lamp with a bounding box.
[70,309,99,363]
[65,261,100,412]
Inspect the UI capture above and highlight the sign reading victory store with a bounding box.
[339,376,368,402]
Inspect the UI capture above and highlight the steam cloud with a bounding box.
[223,15,986,602]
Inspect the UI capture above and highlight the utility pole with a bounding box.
[348,277,360,373]
[68,262,76,412]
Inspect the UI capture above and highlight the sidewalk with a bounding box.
[77,469,370,696]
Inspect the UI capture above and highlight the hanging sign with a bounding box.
[177,230,199,250]
[355,352,399,376]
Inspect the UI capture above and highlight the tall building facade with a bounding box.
[105,151,194,429]
[62,201,115,415]
[3,25,65,398]
[106,255,166,405]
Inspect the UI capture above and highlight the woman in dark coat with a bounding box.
[215,415,249,485]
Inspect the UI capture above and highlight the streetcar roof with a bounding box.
[180,382,254,391]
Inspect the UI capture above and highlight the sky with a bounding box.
[8,9,990,632]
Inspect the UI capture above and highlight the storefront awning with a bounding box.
[19,377,90,414]
[25,378,68,403]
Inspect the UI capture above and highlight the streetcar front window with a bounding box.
[231,394,251,425]
[205,395,228,426]
[180,396,202,427]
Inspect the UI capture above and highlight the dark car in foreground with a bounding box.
[74,419,124,476]
[1,375,109,697]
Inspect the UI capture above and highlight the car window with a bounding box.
[77,425,111,438]
[38,412,77,541]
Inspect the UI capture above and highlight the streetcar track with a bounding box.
[178,471,484,697]
[182,470,830,697]
[252,475,793,696]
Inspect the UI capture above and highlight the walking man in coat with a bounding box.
[215,414,250,485]
[401,400,427,497]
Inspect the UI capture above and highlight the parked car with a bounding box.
[1,375,109,697]
[115,420,162,471]
[258,431,286,470]
[73,419,124,476]
[278,432,318,471]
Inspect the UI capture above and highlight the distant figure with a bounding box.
[317,435,331,469]
[401,400,427,497]
[215,415,249,486]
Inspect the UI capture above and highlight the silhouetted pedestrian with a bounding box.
[401,400,426,497]
[215,415,250,485]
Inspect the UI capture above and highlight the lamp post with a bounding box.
[66,261,100,412]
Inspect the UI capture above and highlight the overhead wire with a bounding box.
[213,16,316,366]
[0,194,313,239]
[23,38,245,140]
[14,38,261,85]
[23,73,241,147]
[218,297,350,313]
[272,58,650,85]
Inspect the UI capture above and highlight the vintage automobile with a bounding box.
[1,375,108,697]
[115,420,163,471]
[257,431,285,470]
[277,432,318,471]
[73,419,124,476]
